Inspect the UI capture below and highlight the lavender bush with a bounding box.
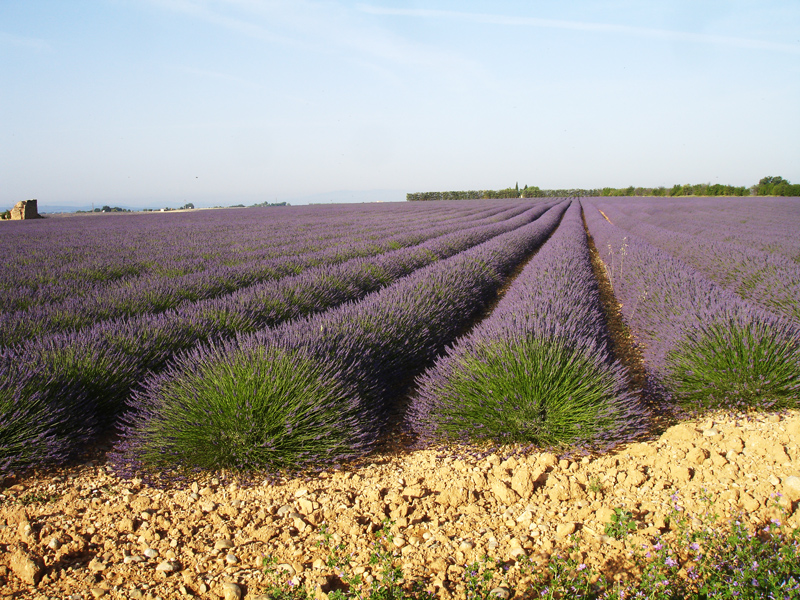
[408,201,648,450]
[111,202,569,474]
[0,347,99,474]
[1,202,554,474]
[1,202,536,346]
[583,200,800,411]
[593,200,800,324]
[596,195,800,260]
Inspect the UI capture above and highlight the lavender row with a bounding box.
[408,201,648,451]
[0,203,535,346]
[583,200,800,412]
[0,203,555,474]
[110,202,570,476]
[590,201,800,324]
[1,201,519,312]
[0,201,521,315]
[597,196,800,261]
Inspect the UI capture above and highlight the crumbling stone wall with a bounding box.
[10,199,39,220]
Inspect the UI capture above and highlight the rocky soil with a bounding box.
[2,410,800,600]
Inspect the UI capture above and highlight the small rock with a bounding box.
[740,493,761,512]
[88,558,106,573]
[226,553,239,565]
[491,479,520,505]
[156,560,180,572]
[702,427,720,437]
[144,547,159,559]
[556,522,576,538]
[686,447,710,465]
[538,453,558,469]
[118,517,136,533]
[9,548,44,585]
[222,582,242,600]
[490,587,511,600]
[298,497,314,514]
[670,465,693,483]
[402,485,424,498]
[511,466,538,498]
[123,550,144,564]
[459,540,475,551]
[129,589,144,600]
[295,488,309,498]
[90,587,107,598]
[596,507,616,524]
[784,476,800,502]
[214,539,235,550]
[47,537,62,550]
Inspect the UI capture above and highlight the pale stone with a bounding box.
[9,548,43,585]
[156,560,180,572]
[510,466,537,498]
[214,539,234,550]
[783,476,800,502]
[556,522,576,537]
[491,479,520,505]
[222,582,242,600]
[596,507,616,524]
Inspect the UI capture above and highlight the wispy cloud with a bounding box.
[145,0,303,48]
[358,5,800,55]
[0,32,50,51]
[145,0,483,79]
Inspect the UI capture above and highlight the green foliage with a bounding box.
[407,186,598,200]
[523,537,603,599]
[130,346,367,472]
[407,179,764,201]
[316,519,434,600]
[1,490,62,507]
[667,319,800,411]
[587,477,603,495]
[604,508,637,539]
[464,556,496,600]
[756,176,800,196]
[256,505,800,600]
[261,554,312,599]
[250,201,290,207]
[423,336,632,448]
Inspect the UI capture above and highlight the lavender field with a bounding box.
[1,198,799,477]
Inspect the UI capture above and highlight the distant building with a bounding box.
[10,199,40,220]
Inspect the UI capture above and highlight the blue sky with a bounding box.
[2,1,799,209]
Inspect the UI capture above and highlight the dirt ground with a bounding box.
[2,410,799,599]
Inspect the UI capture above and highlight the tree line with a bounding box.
[407,177,799,201]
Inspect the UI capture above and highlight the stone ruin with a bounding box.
[9,199,40,220]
